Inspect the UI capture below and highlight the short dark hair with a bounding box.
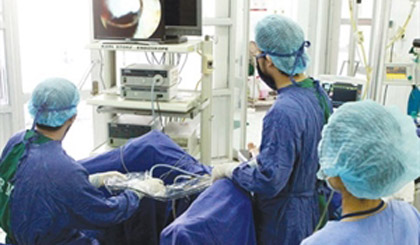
[261,56,292,77]
[36,123,63,132]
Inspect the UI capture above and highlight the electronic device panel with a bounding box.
[384,63,415,83]
[108,115,160,147]
[121,84,178,101]
[121,64,179,87]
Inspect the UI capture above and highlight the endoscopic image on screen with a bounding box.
[93,0,163,40]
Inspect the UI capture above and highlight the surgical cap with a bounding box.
[255,15,310,75]
[28,78,80,127]
[318,100,420,199]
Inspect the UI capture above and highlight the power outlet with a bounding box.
[203,55,214,75]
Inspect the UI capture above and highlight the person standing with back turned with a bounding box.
[212,15,332,245]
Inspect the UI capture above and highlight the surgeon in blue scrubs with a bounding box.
[212,15,332,245]
[302,100,420,245]
[0,78,164,244]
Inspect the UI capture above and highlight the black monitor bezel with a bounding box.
[164,0,202,37]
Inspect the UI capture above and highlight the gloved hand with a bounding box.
[247,142,259,157]
[131,178,166,196]
[129,190,145,200]
[211,162,241,183]
[89,171,127,188]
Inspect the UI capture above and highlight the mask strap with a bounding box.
[261,41,311,86]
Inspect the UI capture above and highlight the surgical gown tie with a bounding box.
[0,131,51,244]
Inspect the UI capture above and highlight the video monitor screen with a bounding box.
[322,82,362,108]
[331,86,359,103]
[164,0,202,36]
[165,0,198,27]
[92,0,165,41]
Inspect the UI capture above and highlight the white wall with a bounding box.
[249,0,297,41]
[383,0,420,112]
[0,0,25,150]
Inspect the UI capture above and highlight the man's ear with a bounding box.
[329,176,346,193]
[265,55,275,68]
[68,115,77,124]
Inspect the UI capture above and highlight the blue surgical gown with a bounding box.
[301,200,420,244]
[160,179,256,245]
[80,130,211,183]
[232,82,332,245]
[1,131,140,245]
[78,130,211,244]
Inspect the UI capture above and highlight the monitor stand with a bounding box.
[101,40,160,46]
[162,35,188,44]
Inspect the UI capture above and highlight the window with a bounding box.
[17,0,92,94]
[338,0,374,76]
[0,1,6,106]
[0,30,7,106]
[17,0,93,159]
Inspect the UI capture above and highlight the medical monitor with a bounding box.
[317,75,364,108]
[164,0,202,37]
[323,83,362,108]
[92,0,165,41]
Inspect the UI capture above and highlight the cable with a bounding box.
[194,76,204,91]
[160,53,166,64]
[78,60,98,90]
[119,145,189,178]
[174,175,193,183]
[390,42,395,62]
[156,98,165,133]
[98,50,107,90]
[382,84,389,105]
[119,145,130,174]
[159,154,189,180]
[145,53,153,64]
[179,54,189,74]
[151,79,156,120]
[158,153,189,180]
[150,164,203,178]
[314,190,335,232]
[177,54,181,65]
[386,1,417,50]
[174,53,189,85]
[348,0,372,99]
[151,52,160,64]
